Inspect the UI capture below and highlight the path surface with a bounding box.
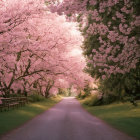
[0,97,136,140]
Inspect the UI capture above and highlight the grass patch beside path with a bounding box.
[0,96,62,136]
[79,99,140,139]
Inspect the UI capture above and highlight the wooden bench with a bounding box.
[0,98,9,111]
[0,103,4,112]
[0,97,28,111]
[1,98,19,110]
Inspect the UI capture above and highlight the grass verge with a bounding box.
[0,96,62,136]
[79,99,140,139]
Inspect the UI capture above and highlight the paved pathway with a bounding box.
[0,97,136,140]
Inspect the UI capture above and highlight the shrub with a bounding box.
[102,93,118,105]
[78,90,89,99]
[83,94,100,106]
[28,94,46,102]
[77,92,81,99]
[80,94,88,99]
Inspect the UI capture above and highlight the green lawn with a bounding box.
[80,100,140,139]
[0,96,62,136]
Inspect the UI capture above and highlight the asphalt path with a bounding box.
[0,97,136,140]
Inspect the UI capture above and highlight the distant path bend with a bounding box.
[1,97,136,140]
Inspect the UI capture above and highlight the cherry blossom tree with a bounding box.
[50,0,140,101]
[0,0,91,97]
